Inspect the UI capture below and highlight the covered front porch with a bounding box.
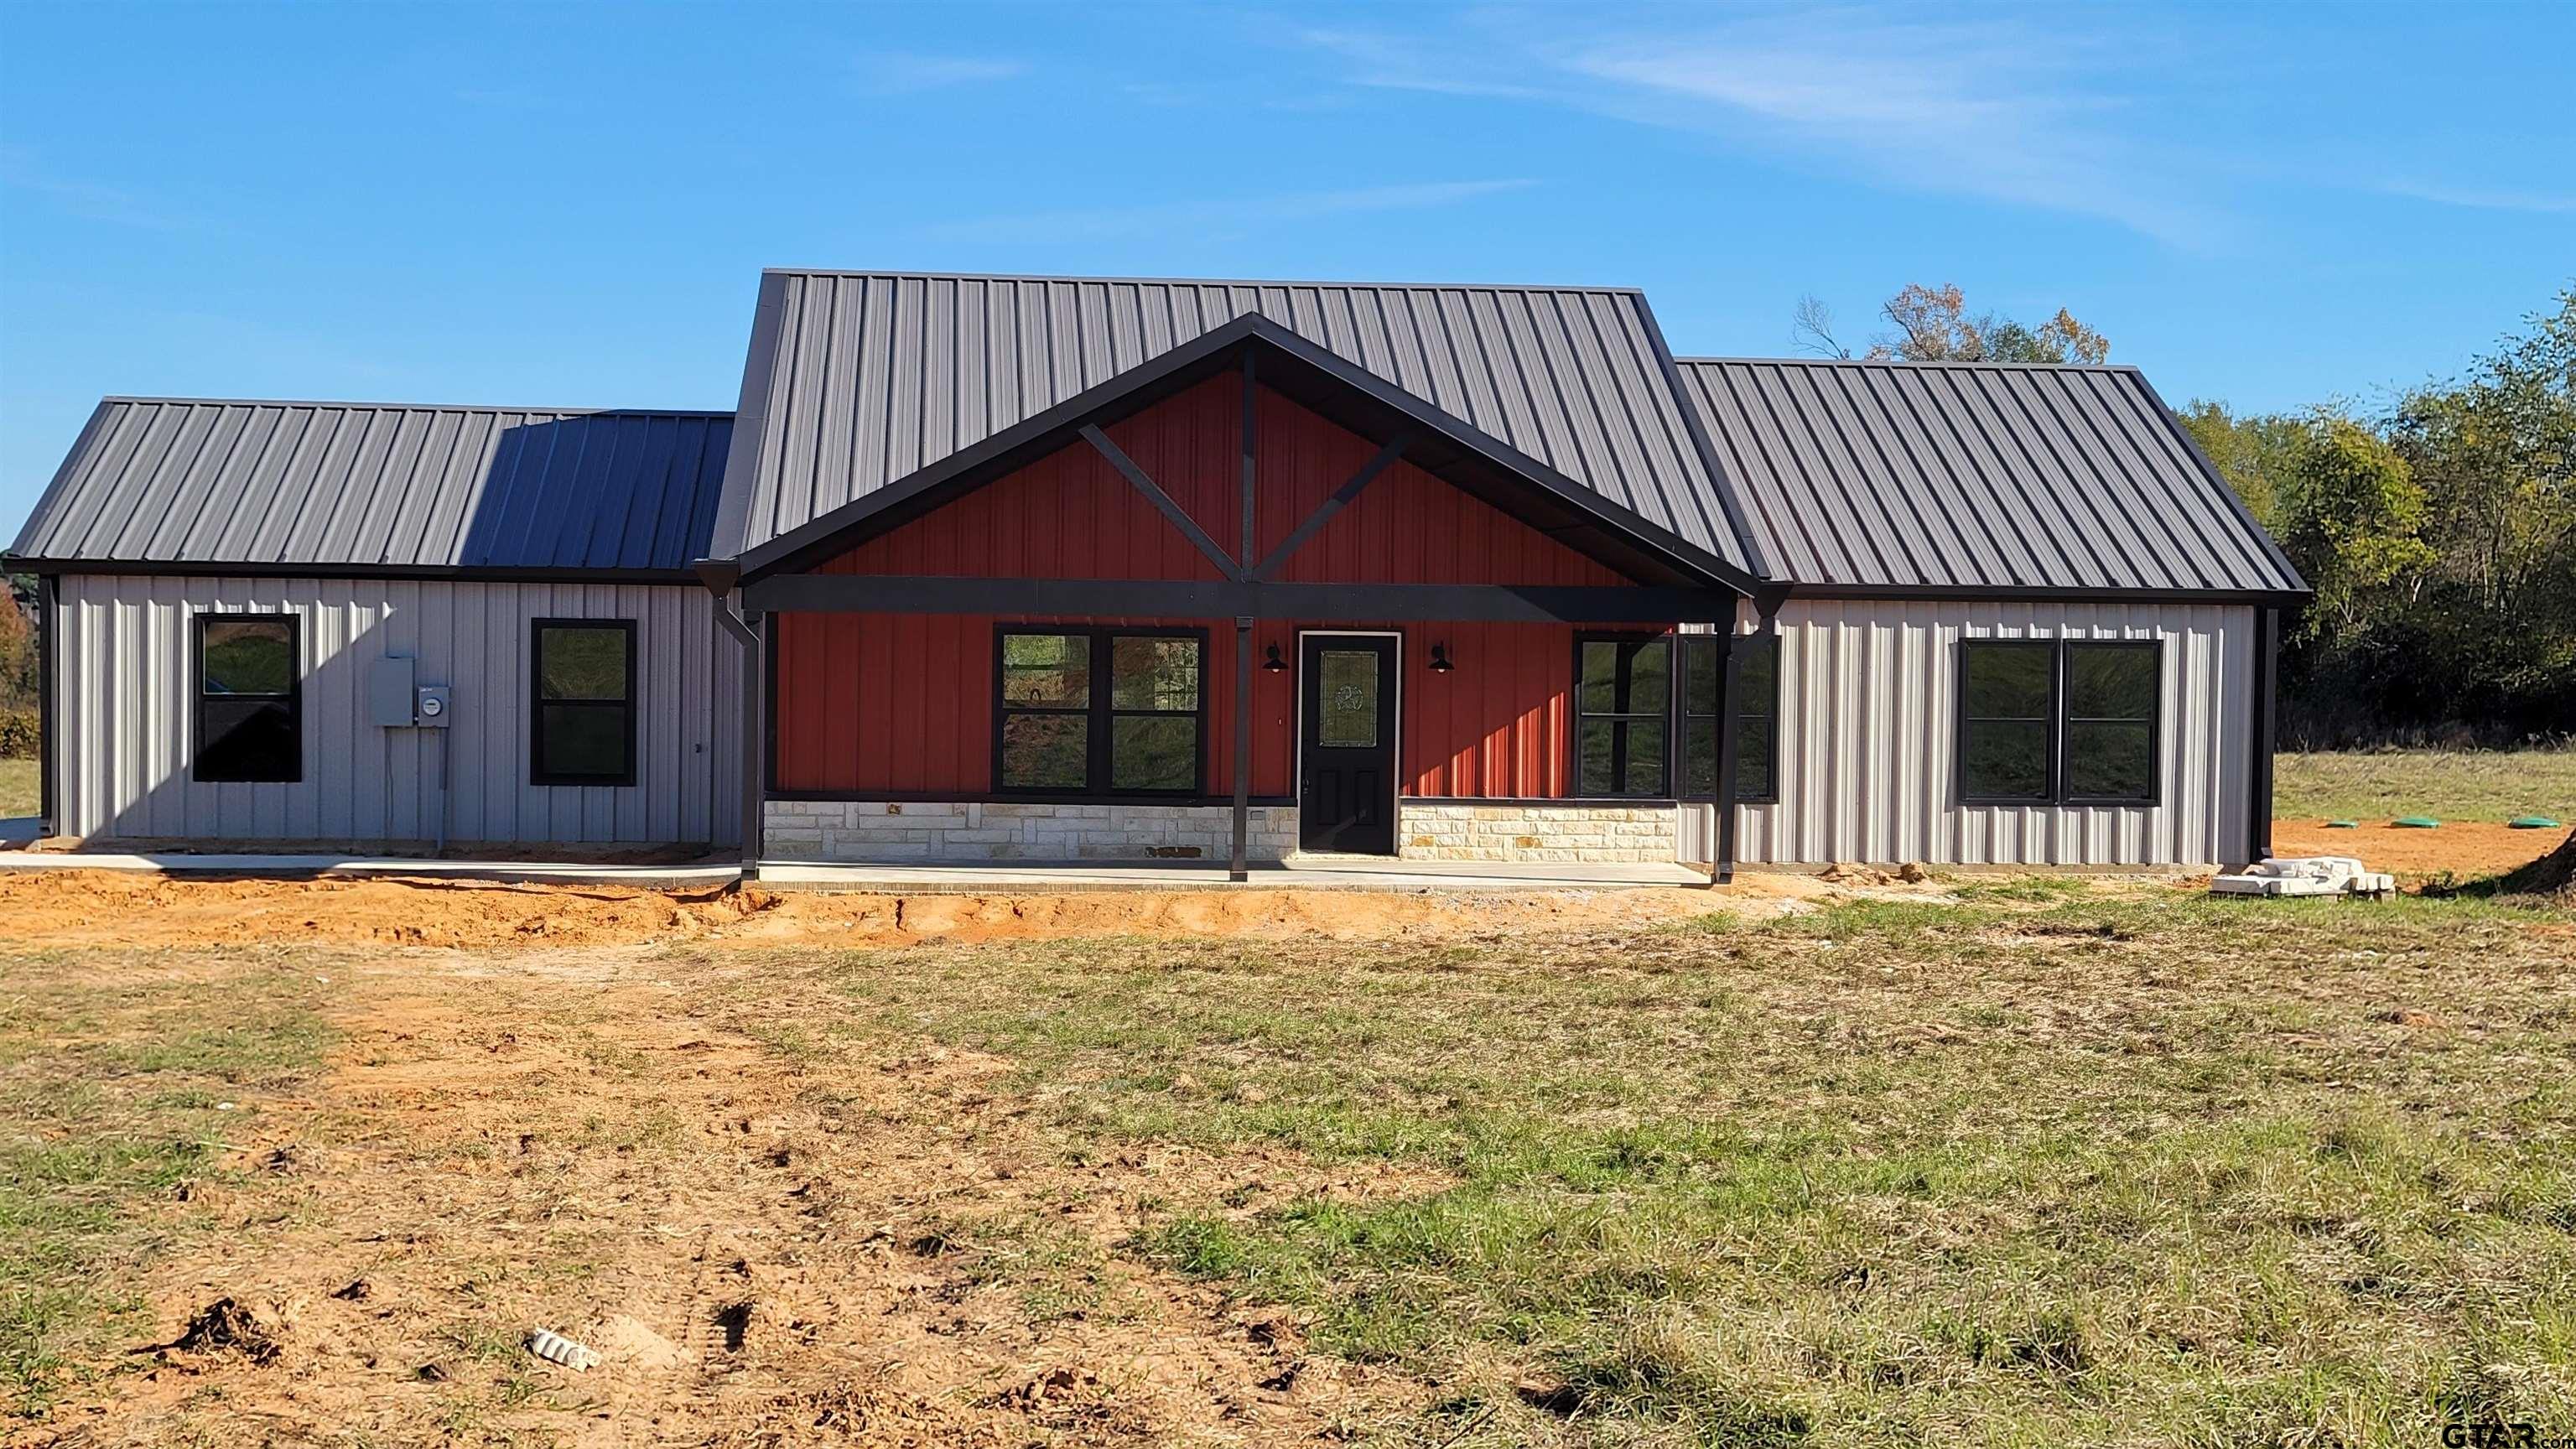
[703,323,1776,883]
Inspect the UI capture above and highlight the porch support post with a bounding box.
[1231,619,1253,881]
[1230,351,1257,882]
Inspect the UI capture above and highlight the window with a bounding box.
[1957,639,2162,806]
[995,627,1204,796]
[1576,636,1669,797]
[196,615,299,782]
[2064,642,2159,803]
[532,620,636,786]
[1680,631,1779,802]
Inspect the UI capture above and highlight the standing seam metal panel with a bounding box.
[51,575,738,848]
[1689,599,2253,867]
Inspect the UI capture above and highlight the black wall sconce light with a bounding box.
[1261,642,1289,673]
[1429,642,1456,673]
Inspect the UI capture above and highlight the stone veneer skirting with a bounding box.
[764,801,1299,862]
[1397,802,1680,863]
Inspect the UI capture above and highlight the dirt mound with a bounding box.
[0,870,1729,951]
[2480,828,2576,897]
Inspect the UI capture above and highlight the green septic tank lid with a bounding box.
[2508,815,2563,828]
[2324,819,2359,828]
[2391,816,2441,828]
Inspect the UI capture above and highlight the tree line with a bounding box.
[1799,285,2575,747]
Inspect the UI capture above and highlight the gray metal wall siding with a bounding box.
[1680,600,2254,867]
[729,272,1747,569]
[1675,360,2303,595]
[13,402,732,572]
[52,575,740,847]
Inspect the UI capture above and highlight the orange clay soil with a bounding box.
[15,947,1453,1447]
[2271,820,2563,878]
[0,869,1785,952]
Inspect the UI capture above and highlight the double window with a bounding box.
[195,615,300,782]
[1958,639,2159,805]
[995,627,1205,796]
[532,620,636,786]
[1680,632,1779,803]
[1576,631,1780,802]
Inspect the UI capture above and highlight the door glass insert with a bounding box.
[1316,649,1380,748]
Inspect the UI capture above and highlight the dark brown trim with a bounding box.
[34,575,55,834]
[1786,581,2308,607]
[990,625,1211,799]
[1956,638,2163,808]
[2060,640,2163,808]
[1251,434,1407,579]
[528,617,640,787]
[1677,629,1780,806]
[1570,631,1674,798]
[746,574,1732,625]
[730,321,1763,596]
[192,610,302,784]
[1956,638,2059,806]
[1079,423,1244,580]
[2251,605,2278,862]
[3,557,700,586]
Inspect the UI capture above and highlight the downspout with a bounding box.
[1711,591,1787,886]
[697,560,763,877]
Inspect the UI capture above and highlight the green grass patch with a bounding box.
[0,761,34,822]
[0,958,328,1415]
[689,891,2576,1445]
[2275,745,2576,823]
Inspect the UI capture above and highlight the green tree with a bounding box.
[2176,400,2304,532]
[2274,413,2436,641]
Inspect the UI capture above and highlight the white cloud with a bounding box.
[1290,9,2220,247]
[926,179,1538,243]
[2378,179,2576,216]
[853,53,1031,96]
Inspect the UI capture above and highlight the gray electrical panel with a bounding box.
[415,684,452,727]
[368,657,417,726]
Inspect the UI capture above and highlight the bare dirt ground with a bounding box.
[0,870,1763,953]
[2271,819,2563,876]
[15,943,1457,1447]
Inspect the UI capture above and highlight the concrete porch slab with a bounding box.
[753,854,1711,893]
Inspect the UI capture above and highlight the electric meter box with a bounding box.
[414,684,453,728]
[367,657,417,726]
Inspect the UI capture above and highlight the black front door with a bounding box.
[1299,634,1398,854]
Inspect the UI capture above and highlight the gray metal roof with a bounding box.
[715,269,1763,578]
[1674,359,2305,597]
[11,397,732,575]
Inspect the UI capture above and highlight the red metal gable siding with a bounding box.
[770,377,1642,797]
[813,376,1629,585]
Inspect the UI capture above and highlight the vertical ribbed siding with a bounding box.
[1679,600,2254,868]
[51,576,739,848]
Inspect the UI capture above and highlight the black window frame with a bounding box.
[2061,640,2162,807]
[991,624,1208,799]
[193,611,302,784]
[1955,638,2163,808]
[529,617,639,787]
[1679,630,1781,805]
[1571,632,1673,799]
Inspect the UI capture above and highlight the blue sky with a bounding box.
[3,1,2569,535]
